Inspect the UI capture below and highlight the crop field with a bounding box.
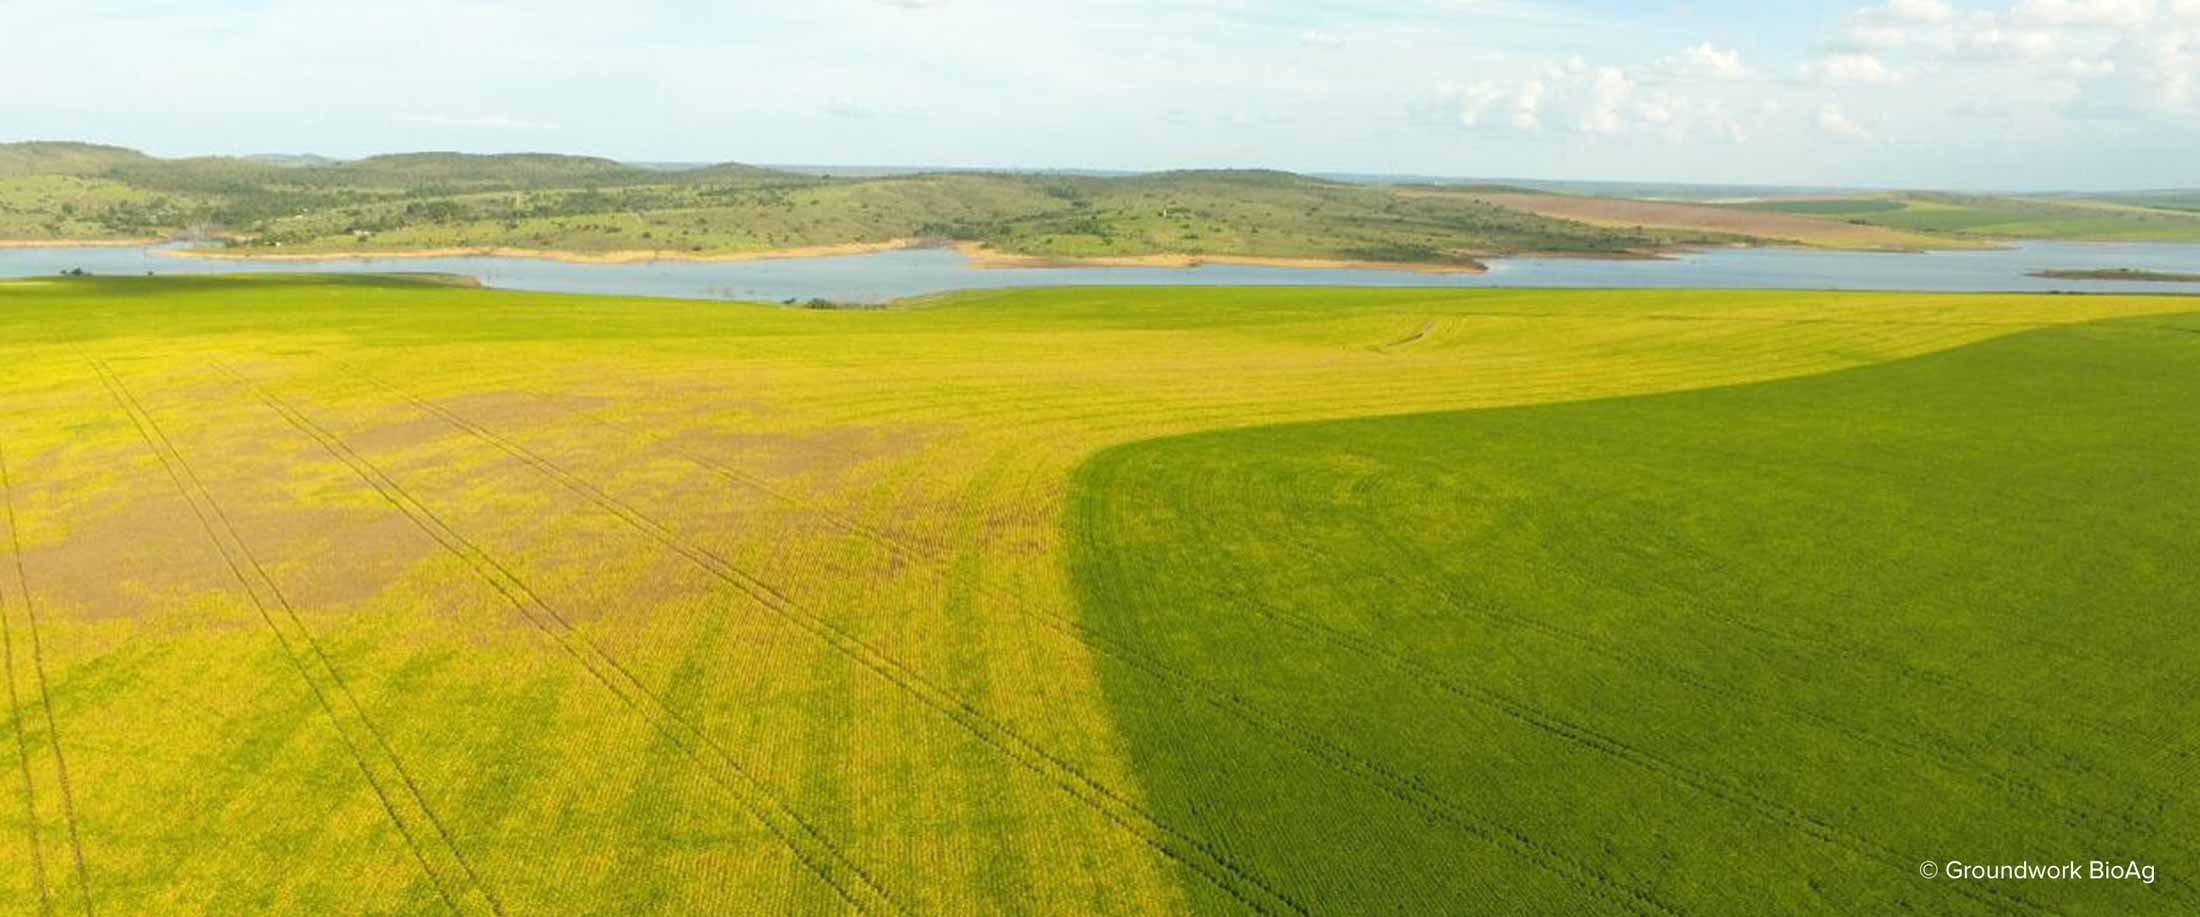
[1728,198,1908,217]
[1444,191,1956,251]
[1734,193,2200,242]
[1,275,2194,913]
[1071,313,2200,915]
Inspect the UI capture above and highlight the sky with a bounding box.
[4,0,2197,190]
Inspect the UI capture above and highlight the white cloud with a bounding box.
[1847,3,2060,58]
[1959,26,2061,57]
[1829,0,2198,123]
[1855,0,2183,114]
[1818,103,1875,139]
[1513,79,1546,130]
[1434,41,1783,144]
[1663,42,1757,80]
[1299,30,1342,49]
[1879,0,1958,22]
[2076,27,2197,111]
[1808,52,1905,83]
[1580,67,1635,133]
[1447,81,1509,126]
[2014,0,2158,27]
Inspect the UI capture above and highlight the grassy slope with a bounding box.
[2,277,2193,913]
[2071,191,2200,214]
[1737,192,2200,242]
[950,172,1727,264]
[0,175,201,239]
[1070,312,2200,914]
[0,142,153,177]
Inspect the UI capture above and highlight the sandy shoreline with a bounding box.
[139,237,1498,274]
[948,242,1489,274]
[155,239,931,265]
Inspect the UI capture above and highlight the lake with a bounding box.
[7,241,2200,301]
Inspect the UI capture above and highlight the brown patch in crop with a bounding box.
[667,423,939,486]
[224,504,437,612]
[344,413,455,453]
[18,498,235,622]
[437,390,616,429]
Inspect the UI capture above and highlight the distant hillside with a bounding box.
[668,162,802,184]
[0,141,153,177]
[327,152,659,189]
[15,140,2188,260]
[2056,190,2200,214]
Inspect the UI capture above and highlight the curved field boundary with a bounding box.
[555,373,2065,915]
[1064,315,2200,914]
[486,383,1685,915]
[330,365,1314,917]
[82,353,502,917]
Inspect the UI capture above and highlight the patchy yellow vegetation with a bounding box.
[1,276,2189,912]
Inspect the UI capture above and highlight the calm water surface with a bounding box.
[6,242,2200,301]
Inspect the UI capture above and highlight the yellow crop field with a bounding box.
[1,275,2192,913]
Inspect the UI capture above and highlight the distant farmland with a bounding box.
[2,275,2194,913]
[1728,192,2200,242]
[1440,190,1959,251]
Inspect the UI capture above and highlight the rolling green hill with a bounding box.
[0,141,154,177]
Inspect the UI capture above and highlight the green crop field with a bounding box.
[1,275,2194,913]
[1731,192,2200,242]
[1728,198,1907,216]
[1071,313,2200,915]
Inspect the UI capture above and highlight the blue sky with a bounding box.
[4,0,2197,189]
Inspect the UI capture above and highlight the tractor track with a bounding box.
[212,361,906,917]
[367,369,1678,914]
[598,411,1684,913]
[81,352,500,917]
[327,364,1311,917]
[536,379,2066,915]
[1,442,65,916]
